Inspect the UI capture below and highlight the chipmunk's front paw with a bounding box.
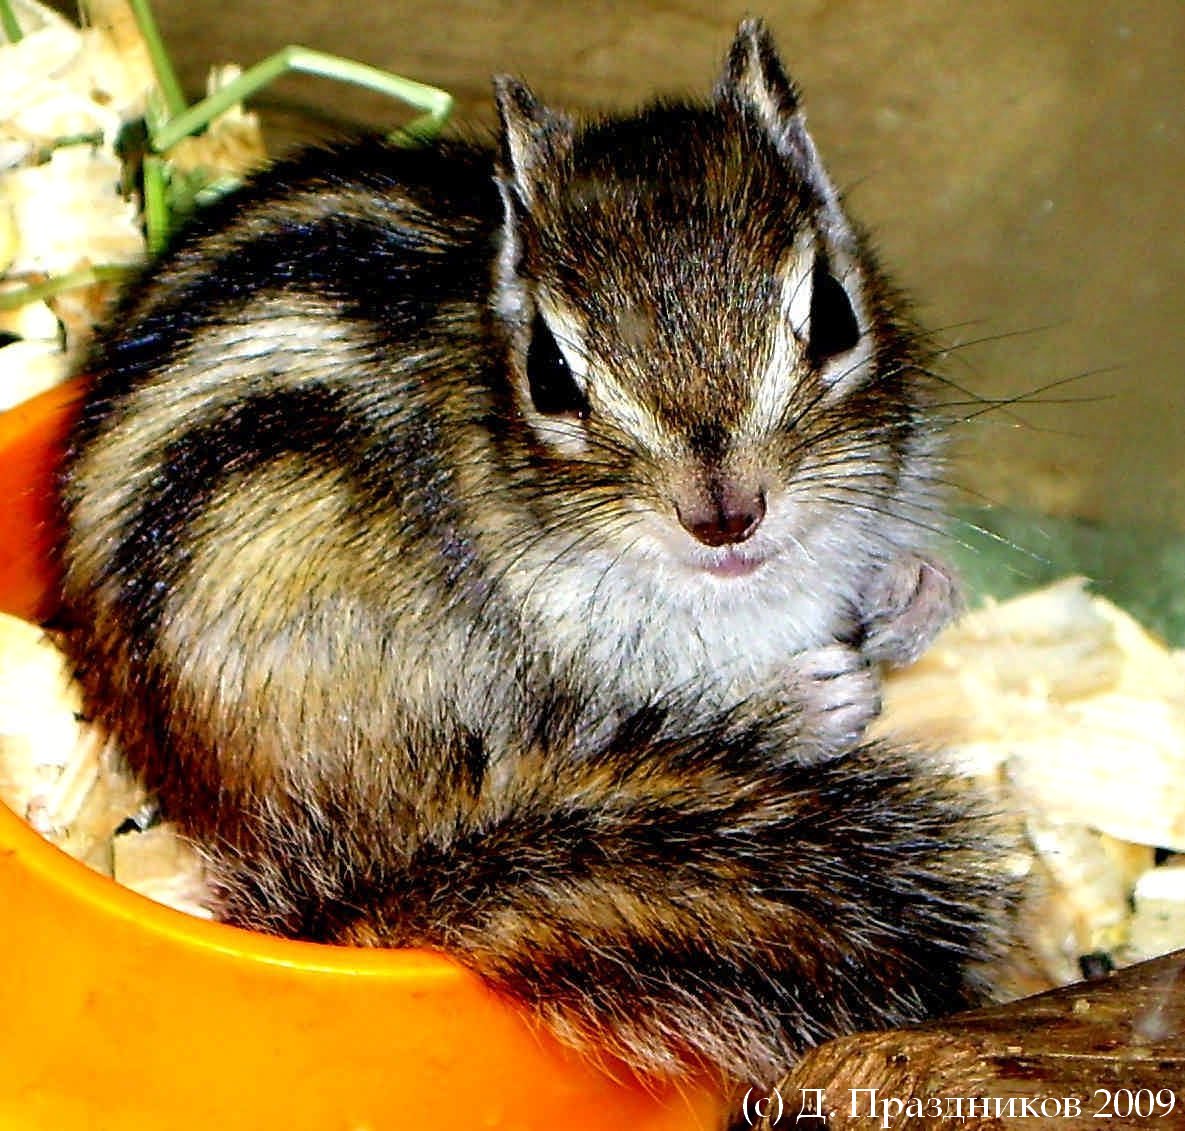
[860,553,961,667]
[788,644,880,761]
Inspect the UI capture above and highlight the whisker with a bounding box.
[955,365,1122,423]
[929,321,1067,358]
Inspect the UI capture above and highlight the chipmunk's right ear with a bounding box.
[493,76,573,209]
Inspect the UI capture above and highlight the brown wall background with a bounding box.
[81,1,1185,530]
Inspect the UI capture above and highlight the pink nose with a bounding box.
[677,491,766,547]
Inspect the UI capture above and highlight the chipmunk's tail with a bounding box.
[206,698,1014,1086]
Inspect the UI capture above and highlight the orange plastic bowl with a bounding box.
[0,376,82,623]
[0,383,725,1131]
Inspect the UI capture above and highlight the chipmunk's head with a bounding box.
[491,20,935,609]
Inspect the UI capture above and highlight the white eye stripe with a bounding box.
[531,255,872,459]
[743,243,874,436]
[534,302,679,457]
[530,415,589,458]
[744,238,814,435]
[783,244,815,343]
[596,379,678,455]
[537,303,591,382]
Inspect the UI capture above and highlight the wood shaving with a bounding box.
[165,65,268,184]
[0,612,212,915]
[875,576,1185,985]
[0,0,265,405]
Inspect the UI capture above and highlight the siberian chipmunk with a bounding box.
[61,19,1011,1093]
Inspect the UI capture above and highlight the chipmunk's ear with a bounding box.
[717,18,802,129]
[716,20,844,222]
[493,76,574,209]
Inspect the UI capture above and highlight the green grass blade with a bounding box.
[142,154,170,254]
[0,0,23,43]
[125,0,189,120]
[151,45,452,152]
[0,265,133,312]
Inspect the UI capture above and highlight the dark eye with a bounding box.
[806,256,860,367]
[526,313,589,418]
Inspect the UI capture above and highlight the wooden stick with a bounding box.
[753,950,1185,1129]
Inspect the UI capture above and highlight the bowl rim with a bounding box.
[0,793,466,982]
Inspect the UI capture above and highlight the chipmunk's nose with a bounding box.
[677,488,766,547]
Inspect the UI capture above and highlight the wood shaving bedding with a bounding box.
[873,577,1185,987]
[0,0,265,408]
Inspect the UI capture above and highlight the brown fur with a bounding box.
[58,19,1010,1093]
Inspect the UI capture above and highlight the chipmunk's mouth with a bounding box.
[693,547,767,578]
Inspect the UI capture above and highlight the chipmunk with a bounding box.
[59,18,1010,1093]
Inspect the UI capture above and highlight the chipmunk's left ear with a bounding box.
[493,76,574,210]
[716,20,844,218]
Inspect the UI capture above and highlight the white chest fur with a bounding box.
[510,537,867,710]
